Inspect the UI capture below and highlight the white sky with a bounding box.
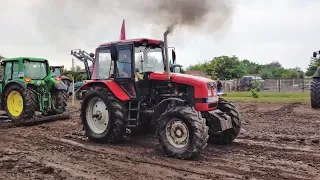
[0,0,319,71]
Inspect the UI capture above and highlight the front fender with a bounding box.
[54,82,67,90]
[79,80,130,101]
[151,98,186,126]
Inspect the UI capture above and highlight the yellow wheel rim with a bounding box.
[7,91,23,117]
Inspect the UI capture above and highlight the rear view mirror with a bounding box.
[172,49,176,64]
[110,43,119,61]
[313,52,317,58]
[89,53,94,58]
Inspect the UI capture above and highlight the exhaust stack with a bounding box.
[164,29,170,80]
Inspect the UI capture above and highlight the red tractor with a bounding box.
[79,31,242,159]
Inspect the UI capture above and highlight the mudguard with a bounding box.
[151,98,186,126]
[4,81,27,89]
[54,82,67,90]
[79,81,130,101]
[314,68,320,79]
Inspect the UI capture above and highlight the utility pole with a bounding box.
[72,58,75,70]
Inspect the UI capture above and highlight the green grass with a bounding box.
[222,92,310,103]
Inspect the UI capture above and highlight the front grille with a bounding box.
[208,102,218,108]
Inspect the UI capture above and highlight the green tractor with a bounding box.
[311,51,320,108]
[0,57,69,125]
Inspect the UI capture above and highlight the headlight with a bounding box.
[213,88,217,96]
[208,89,212,97]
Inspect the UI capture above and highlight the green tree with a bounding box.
[306,57,320,76]
[211,56,245,79]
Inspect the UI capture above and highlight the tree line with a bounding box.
[186,55,320,80]
[1,54,320,81]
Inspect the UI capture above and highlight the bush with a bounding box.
[250,80,261,98]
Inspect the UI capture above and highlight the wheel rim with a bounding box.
[86,97,109,134]
[7,91,23,117]
[165,119,189,148]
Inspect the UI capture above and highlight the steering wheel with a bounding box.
[119,71,129,78]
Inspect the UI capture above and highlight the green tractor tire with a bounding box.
[51,90,68,114]
[311,79,320,108]
[3,84,38,123]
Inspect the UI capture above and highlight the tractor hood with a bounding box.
[149,72,216,88]
[171,73,213,83]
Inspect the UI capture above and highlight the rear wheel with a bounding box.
[157,105,209,159]
[311,79,320,108]
[51,89,67,114]
[3,84,37,124]
[81,86,127,143]
[208,99,241,145]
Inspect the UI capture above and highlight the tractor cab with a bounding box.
[50,66,71,87]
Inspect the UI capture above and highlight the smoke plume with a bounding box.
[29,0,233,49]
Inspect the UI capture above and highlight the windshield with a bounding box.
[135,46,164,73]
[24,61,47,79]
[51,67,61,78]
[96,48,113,79]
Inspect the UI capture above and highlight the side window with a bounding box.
[12,61,19,79]
[97,49,113,79]
[4,62,12,80]
[116,49,132,78]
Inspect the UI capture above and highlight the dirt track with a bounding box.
[0,100,319,180]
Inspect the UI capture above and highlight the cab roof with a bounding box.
[99,38,164,47]
[1,57,47,62]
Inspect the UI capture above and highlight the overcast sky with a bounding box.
[0,0,319,71]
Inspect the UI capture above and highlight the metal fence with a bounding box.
[220,78,313,93]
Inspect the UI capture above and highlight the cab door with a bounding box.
[113,44,138,98]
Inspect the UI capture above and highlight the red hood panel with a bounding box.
[149,72,214,84]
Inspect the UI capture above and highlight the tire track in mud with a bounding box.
[2,129,320,180]
[0,133,234,179]
[0,101,320,180]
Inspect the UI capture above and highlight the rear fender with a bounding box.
[313,67,320,79]
[54,82,67,91]
[79,81,130,101]
[1,81,27,109]
[151,98,186,126]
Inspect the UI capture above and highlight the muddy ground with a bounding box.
[0,100,319,180]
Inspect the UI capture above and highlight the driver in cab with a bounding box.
[117,50,131,78]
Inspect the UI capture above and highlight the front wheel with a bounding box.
[80,86,127,143]
[157,105,209,159]
[208,99,241,145]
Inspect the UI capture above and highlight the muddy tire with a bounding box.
[3,84,37,124]
[208,99,241,145]
[81,86,127,144]
[157,105,209,159]
[52,90,67,114]
[311,79,320,108]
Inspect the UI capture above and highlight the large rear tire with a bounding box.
[80,86,127,144]
[3,84,37,124]
[157,105,209,159]
[311,79,320,108]
[208,99,241,145]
